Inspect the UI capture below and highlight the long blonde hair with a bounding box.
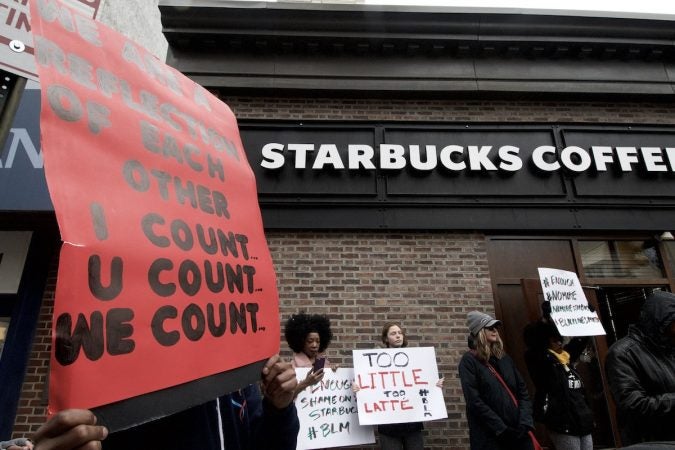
[473,328,504,361]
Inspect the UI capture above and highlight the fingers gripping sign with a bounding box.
[33,410,108,450]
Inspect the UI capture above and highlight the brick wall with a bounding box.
[223,96,675,124]
[11,256,56,438]
[14,231,492,449]
[270,231,494,449]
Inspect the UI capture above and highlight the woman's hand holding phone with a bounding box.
[303,367,324,387]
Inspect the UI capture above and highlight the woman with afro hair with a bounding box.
[284,312,334,395]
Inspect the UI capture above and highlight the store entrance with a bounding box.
[487,236,675,449]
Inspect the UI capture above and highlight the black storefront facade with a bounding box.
[158,3,675,448]
[236,120,675,448]
[1,2,675,448]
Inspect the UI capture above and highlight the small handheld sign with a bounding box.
[538,267,606,336]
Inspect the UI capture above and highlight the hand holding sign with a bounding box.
[32,409,108,450]
[261,355,298,410]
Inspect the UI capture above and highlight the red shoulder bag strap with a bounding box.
[486,362,519,406]
[472,352,543,450]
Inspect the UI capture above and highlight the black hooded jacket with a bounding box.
[523,321,593,436]
[605,291,675,446]
[529,350,594,436]
[459,338,534,450]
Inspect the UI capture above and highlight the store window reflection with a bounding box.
[579,240,664,279]
[579,239,668,347]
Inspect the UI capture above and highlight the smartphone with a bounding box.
[312,356,326,372]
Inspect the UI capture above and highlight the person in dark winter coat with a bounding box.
[605,290,675,446]
[31,355,299,450]
[458,311,535,450]
[525,322,594,450]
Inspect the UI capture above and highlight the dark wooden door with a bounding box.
[487,239,577,383]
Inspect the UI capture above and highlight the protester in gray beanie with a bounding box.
[459,311,537,450]
[467,311,502,337]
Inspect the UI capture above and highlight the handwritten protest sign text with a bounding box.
[538,267,606,336]
[30,0,279,423]
[295,368,375,450]
[353,347,447,426]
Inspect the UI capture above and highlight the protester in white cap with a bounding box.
[458,311,539,450]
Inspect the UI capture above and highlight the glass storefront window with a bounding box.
[579,240,664,278]
[0,317,9,360]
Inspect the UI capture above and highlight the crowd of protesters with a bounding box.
[16,290,675,449]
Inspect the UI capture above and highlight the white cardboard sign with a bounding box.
[0,0,102,80]
[352,347,447,426]
[538,267,606,336]
[295,367,375,450]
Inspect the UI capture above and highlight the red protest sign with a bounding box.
[29,0,279,423]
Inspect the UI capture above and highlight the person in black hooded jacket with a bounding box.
[526,322,594,450]
[605,290,675,446]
